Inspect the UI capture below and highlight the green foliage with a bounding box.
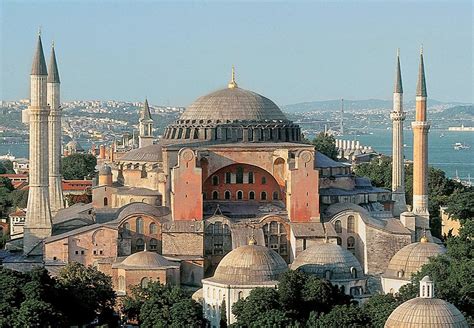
[353,155,392,190]
[220,299,227,328]
[56,262,116,325]
[0,160,15,174]
[122,280,205,327]
[361,293,401,328]
[232,270,351,326]
[311,132,338,160]
[307,304,369,328]
[61,153,97,180]
[8,190,28,209]
[445,188,474,223]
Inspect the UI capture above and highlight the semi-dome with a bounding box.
[163,68,301,143]
[291,242,363,280]
[180,87,288,122]
[114,250,178,269]
[385,276,469,328]
[98,164,112,175]
[207,243,288,285]
[383,239,446,280]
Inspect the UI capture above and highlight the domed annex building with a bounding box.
[4,34,445,324]
[200,238,288,326]
[381,235,446,294]
[385,276,469,328]
[291,240,369,302]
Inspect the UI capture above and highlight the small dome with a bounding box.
[291,242,363,280]
[117,250,177,269]
[385,298,469,327]
[180,87,288,122]
[65,140,84,151]
[208,244,288,285]
[384,241,446,280]
[98,164,112,175]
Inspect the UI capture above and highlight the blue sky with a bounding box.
[1,0,472,106]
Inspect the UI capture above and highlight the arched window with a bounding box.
[149,223,157,234]
[238,291,243,300]
[150,238,158,251]
[141,277,150,288]
[118,276,125,292]
[335,220,342,233]
[124,222,130,231]
[212,176,219,186]
[248,172,254,184]
[130,198,135,203]
[336,237,342,246]
[261,191,267,201]
[397,270,404,278]
[225,172,232,184]
[237,190,243,200]
[249,191,255,200]
[103,197,108,206]
[272,191,279,200]
[136,238,145,251]
[261,176,267,184]
[325,270,332,280]
[263,221,288,257]
[347,215,355,233]
[224,191,231,200]
[212,191,219,200]
[136,217,144,234]
[347,236,355,250]
[350,267,358,279]
[236,166,244,184]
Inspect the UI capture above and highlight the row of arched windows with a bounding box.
[123,219,158,235]
[134,237,158,251]
[210,190,279,201]
[334,215,355,233]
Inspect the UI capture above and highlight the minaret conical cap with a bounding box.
[47,42,60,83]
[394,49,403,93]
[140,98,152,121]
[416,46,427,97]
[31,33,48,76]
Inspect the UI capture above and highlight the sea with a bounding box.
[0,130,472,180]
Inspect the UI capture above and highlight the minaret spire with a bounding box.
[31,33,48,76]
[48,41,64,215]
[416,45,427,97]
[390,48,407,216]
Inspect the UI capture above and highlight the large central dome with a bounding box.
[163,68,301,143]
[180,87,288,122]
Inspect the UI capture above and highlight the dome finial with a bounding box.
[420,229,428,243]
[248,235,257,245]
[228,65,238,89]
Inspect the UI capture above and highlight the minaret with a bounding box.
[47,42,64,215]
[24,32,53,255]
[390,49,407,216]
[411,46,430,237]
[138,99,154,148]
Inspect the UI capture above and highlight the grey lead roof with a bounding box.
[31,35,48,76]
[394,53,403,93]
[180,86,289,122]
[47,45,60,83]
[140,99,152,121]
[416,52,427,97]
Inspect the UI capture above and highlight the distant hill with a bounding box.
[282,99,469,113]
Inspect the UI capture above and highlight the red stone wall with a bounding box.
[171,149,203,220]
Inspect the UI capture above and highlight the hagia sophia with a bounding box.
[1,33,469,327]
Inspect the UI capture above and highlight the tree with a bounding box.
[61,153,97,180]
[220,299,227,328]
[8,189,28,209]
[361,293,401,328]
[312,132,338,160]
[232,287,284,326]
[0,160,14,174]
[307,304,369,328]
[445,189,474,223]
[122,281,205,327]
[0,267,28,326]
[353,155,392,190]
[56,262,116,325]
